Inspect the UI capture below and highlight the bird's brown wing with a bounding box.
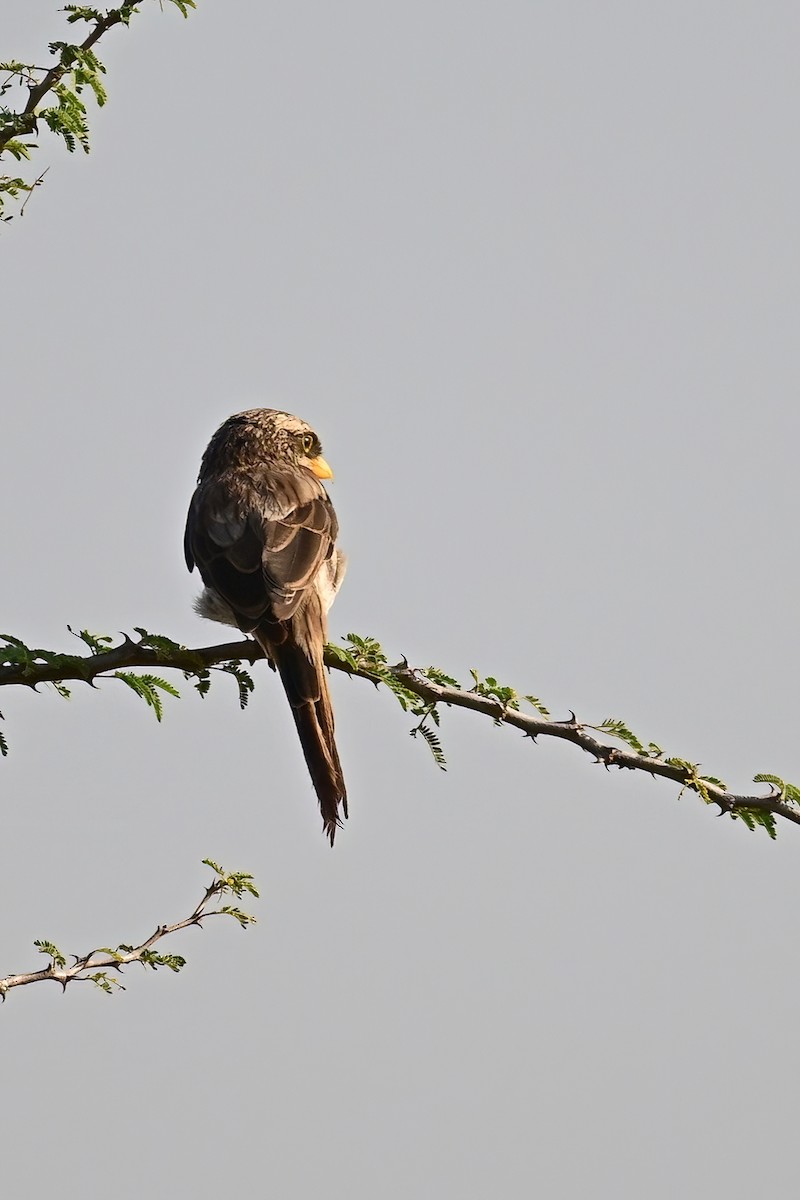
[185,465,347,842]
[184,465,336,627]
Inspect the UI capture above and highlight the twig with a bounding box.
[18,166,49,216]
[0,861,258,1000]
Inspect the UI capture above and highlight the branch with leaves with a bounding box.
[1,626,798,839]
[0,860,258,1000]
[0,1,196,220]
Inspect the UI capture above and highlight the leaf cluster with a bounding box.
[468,667,551,721]
[331,634,450,768]
[0,1,196,220]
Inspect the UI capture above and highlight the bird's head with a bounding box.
[198,408,334,481]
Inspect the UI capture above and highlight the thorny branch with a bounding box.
[0,862,258,1000]
[384,666,800,830]
[0,631,796,834]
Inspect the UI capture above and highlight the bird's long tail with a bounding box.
[254,615,347,845]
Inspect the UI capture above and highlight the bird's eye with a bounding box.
[301,433,316,455]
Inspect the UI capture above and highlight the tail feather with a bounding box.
[254,626,347,845]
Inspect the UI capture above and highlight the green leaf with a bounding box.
[67,626,113,654]
[87,971,124,994]
[698,774,727,792]
[97,946,128,963]
[218,905,257,929]
[753,773,800,807]
[34,939,66,969]
[410,722,447,770]
[2,139,33,162]
[730,808,778,839]
[343,633,389,669]
[133,628,184,657]
[63,6,106,23]
[424,666,462,689]
[468,669,523,715]
[114,672,180,721]
[217,661,255,710]
[596,718,646,755]
[326,643,359,671]
[378,672,415,712]
[665,756,697,773]
[138,949,186,973]
[202,859,260,900]
[665,757,717,805]
[192,670,211,698]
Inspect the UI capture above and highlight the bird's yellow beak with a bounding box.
[307,454,334,480]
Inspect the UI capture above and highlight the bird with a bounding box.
[184,408,348,844]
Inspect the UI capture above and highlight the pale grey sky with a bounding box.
[3,2,800,1196]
